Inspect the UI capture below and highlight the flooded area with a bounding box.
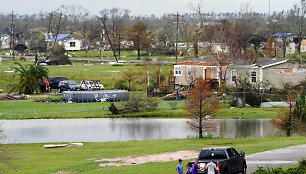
[0,118,279,144]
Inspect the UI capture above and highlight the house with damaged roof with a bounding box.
[55,34,82,51]
[174,57,306,89]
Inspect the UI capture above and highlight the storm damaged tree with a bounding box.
[126,21,153,60]
[200,20,234,92]
[271,91,306,136]
[184,79,222,138]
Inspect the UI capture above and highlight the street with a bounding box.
[246,144,306,173]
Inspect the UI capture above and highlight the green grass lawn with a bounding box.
[0,59,173,92]
[0,98,280,119]
[0,136,305,174]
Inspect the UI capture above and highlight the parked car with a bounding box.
[186,147,246,174]
[58,80,80,93]
[80,80,104,91]
[49,77,69,89]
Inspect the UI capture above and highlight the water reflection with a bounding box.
[0,118,279,144]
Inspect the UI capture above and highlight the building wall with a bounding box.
[174,65,219,86]
[58,38,82,51]
[226,63,305,88]
[262,62,305,88]
[175,61,305,89]
[301,45,306,53]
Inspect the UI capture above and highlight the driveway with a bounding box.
[246,144,306,173]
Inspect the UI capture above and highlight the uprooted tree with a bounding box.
[184,78,222,138]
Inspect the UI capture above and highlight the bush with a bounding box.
[114,80,128,90]
[109,103,119,115]
[49,45,71,65]
[253,159,306,174]
[169,101,178,110]
[121,95,159,113]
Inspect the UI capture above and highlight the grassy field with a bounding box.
[0,98,280,119]
[0,136,305,174]
[0,59,173,92]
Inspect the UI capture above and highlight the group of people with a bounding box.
[176,159,217,174]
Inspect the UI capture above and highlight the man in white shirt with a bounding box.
[206,160,217,174]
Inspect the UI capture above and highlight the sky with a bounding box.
[0,0,302,16]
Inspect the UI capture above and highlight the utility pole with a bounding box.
[173,12,180,63]
[101,17,118,63]
[45,12,53,57]
[54,12,63,45]
[10,11,15,60]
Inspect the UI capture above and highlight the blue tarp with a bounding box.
[55,34,71,40]
[273,33,293,38]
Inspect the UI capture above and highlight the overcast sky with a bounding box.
[0,0,301,16]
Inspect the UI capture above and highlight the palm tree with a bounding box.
[10,62,49,94]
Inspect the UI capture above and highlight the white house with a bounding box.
[0,34,13,50]
[301,40,306,53]
[55,34,82,51]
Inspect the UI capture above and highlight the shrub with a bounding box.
[114,80,128,90]
[253,159,306,174]
[169,101,178,110]
[109,103,119,115]
[121,95,159,113]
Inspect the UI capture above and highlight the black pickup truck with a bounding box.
[186,147,247,174]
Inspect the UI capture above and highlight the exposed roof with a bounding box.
[176,57,287,68]
[55,34,72,41]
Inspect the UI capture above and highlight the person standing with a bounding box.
[45,80,50,92]
[176,159,184,174]
[206,160,217,174]
[192,160,201,174]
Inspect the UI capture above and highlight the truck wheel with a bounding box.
[241,165,247,174]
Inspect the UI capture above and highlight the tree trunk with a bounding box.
[287,99,292,137]
[137,40,140,60]
[282,38,286,58]
[242,83,246,108]
[199,100,203,138]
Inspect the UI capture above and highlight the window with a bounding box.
[231,70,237,82]
[203,68,207,80]
[187,66,192,76]
[70,42,76,47]
[251,71,257,83]
[175,66,181,76]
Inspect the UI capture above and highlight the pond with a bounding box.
[0,118,279,144]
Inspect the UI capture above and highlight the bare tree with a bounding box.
[184,79,222,138]
[289,3,306,54]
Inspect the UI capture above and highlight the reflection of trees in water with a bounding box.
[209,119,279,138]
[109,118,164,140]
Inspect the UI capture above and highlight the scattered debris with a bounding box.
[43,143,83,148]
[0,94,28,100]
